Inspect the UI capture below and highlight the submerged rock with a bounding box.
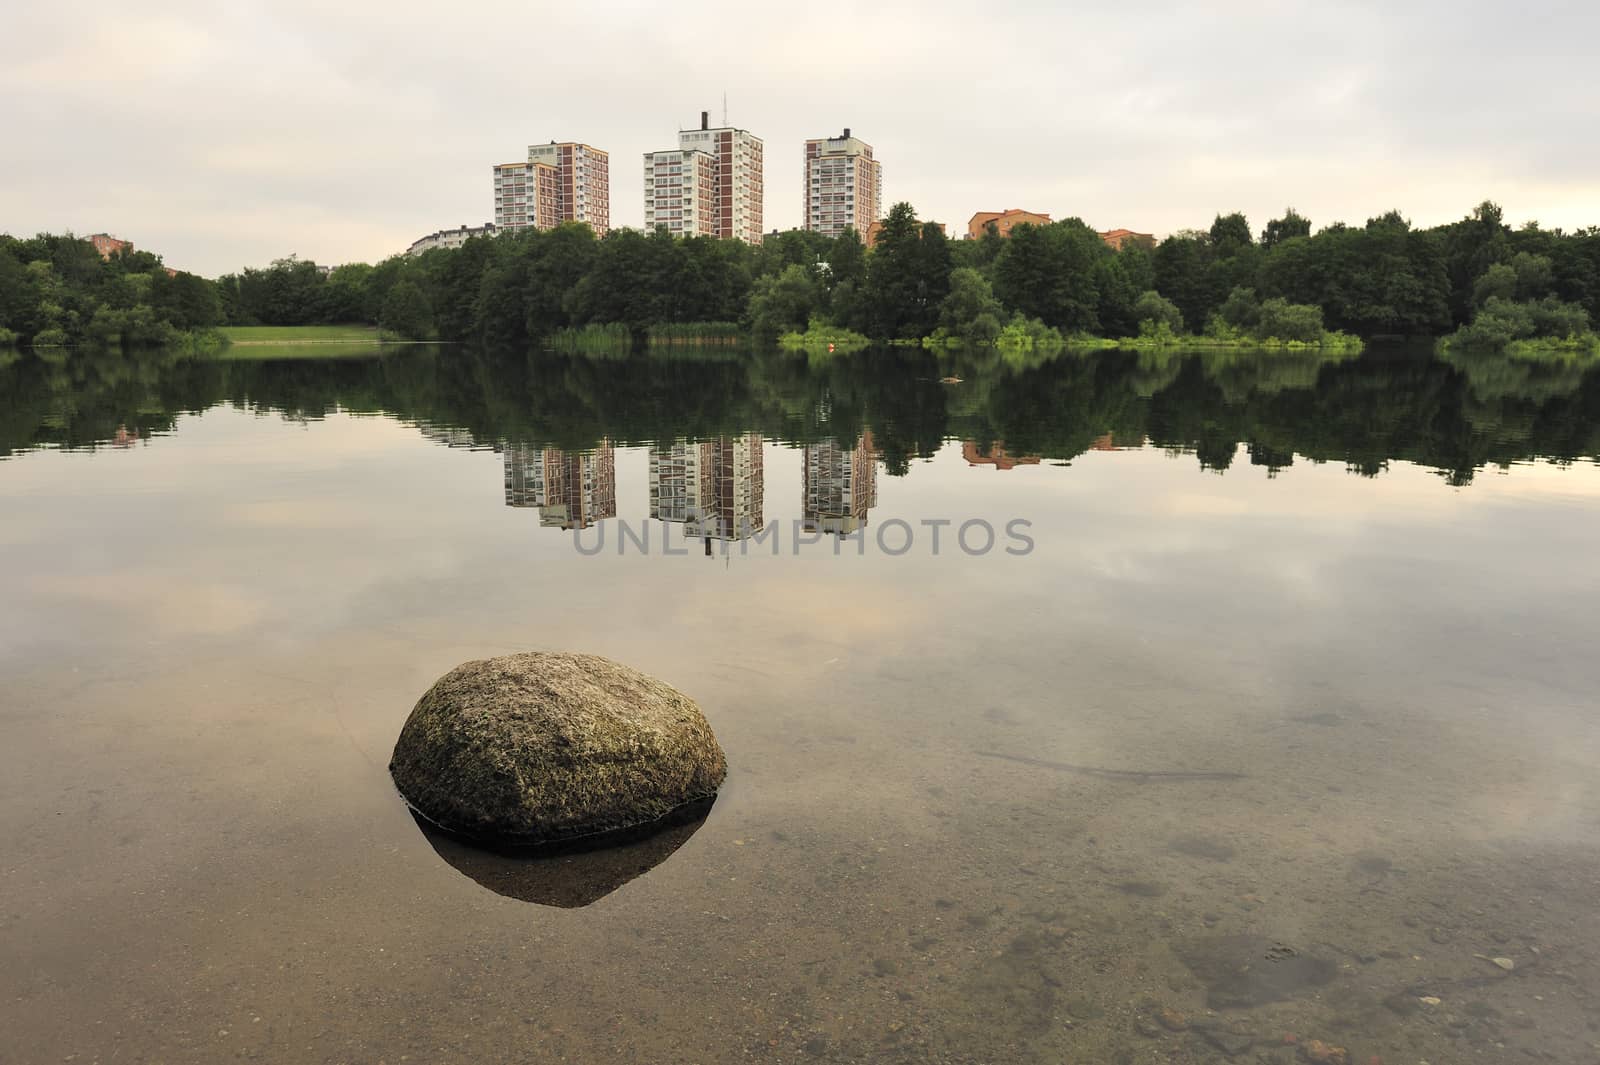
[411,797,714,907]
[391,651,727,846]
[1174,935,1337,1009]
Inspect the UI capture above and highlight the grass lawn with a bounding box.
[212,341,391,361]
[222,324,382,344]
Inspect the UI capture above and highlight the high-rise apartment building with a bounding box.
[528,142,610,235]
[493,142,610,235]
[649,434,765,542]
[504,444,617,531]
[645,112,763,244]
[643,149,718,237]
[493,162,557,232]
[803,433,877,535]
[803,130,882,238]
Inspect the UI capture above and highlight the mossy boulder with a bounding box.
[391,652,726,846]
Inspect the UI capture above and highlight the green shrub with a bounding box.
[1255,298,1325,343]
[1133,290,1184,335]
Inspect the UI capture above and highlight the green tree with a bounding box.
[936,267,1005,344]
[748,263,822,336]
[1209,213,1254,254]
[1152,232,1222,334]
[1439,201,1511,326]
[992,220,1107,334]
[1133,290,1184,334]
[828,228,866,288]
[380,279,433,339]
[1256,297,1324,342]
[1216,286,1262,331]
[1260,209,1312,249]
[862,204,950,339]
[1509,252,1555,300]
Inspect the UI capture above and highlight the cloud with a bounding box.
[2,0,1595,277]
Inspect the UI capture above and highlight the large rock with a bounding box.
[390,652,726,846]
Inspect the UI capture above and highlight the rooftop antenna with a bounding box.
[722,91,728,127]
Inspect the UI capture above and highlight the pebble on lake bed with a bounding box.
[390,651,726,846]
[1303,1039,1348,1064]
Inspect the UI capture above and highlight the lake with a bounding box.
[2,342,1598,1064]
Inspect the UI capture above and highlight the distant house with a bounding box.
[407,223,499,257]
[89,233,133,260]
[88,232,181,275]
[864,218,946,248]
[1098,228,1155,251]
[966,209,1051,240]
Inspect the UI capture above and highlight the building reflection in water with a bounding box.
[962,440,1041,471]
[649,434,765,543]
[503,443,618,530]
[803,432,877,535]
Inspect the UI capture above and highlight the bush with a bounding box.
[1446,295,1590,351]
[1133,290,1184,335]
[1217,286,1261,331]
[1255,298,1325,343]
[778,317,869,352]
[995,315,1065,350]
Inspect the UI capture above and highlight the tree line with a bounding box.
[0,233,221,347]
[4,200,1597,351]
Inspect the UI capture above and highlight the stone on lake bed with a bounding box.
[1174,935,1337,1009]
[390,651,727,847]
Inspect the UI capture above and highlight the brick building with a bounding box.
[1098,228,1156,251]
[493,141,609,235]
[803,129,881,239]
[646,112,764,244]
[89,233,133,260]
[965,209,1051,240]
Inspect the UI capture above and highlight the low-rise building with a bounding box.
[966,209,1051,240]
[1098,228,1156,251]
[407,223,498,257]
[89,233,133,259]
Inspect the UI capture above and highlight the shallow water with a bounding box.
[2,344,1599,1064]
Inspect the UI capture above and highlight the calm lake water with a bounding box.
[2,343,1598,1064]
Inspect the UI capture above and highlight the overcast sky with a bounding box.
[3,0,1596,277]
